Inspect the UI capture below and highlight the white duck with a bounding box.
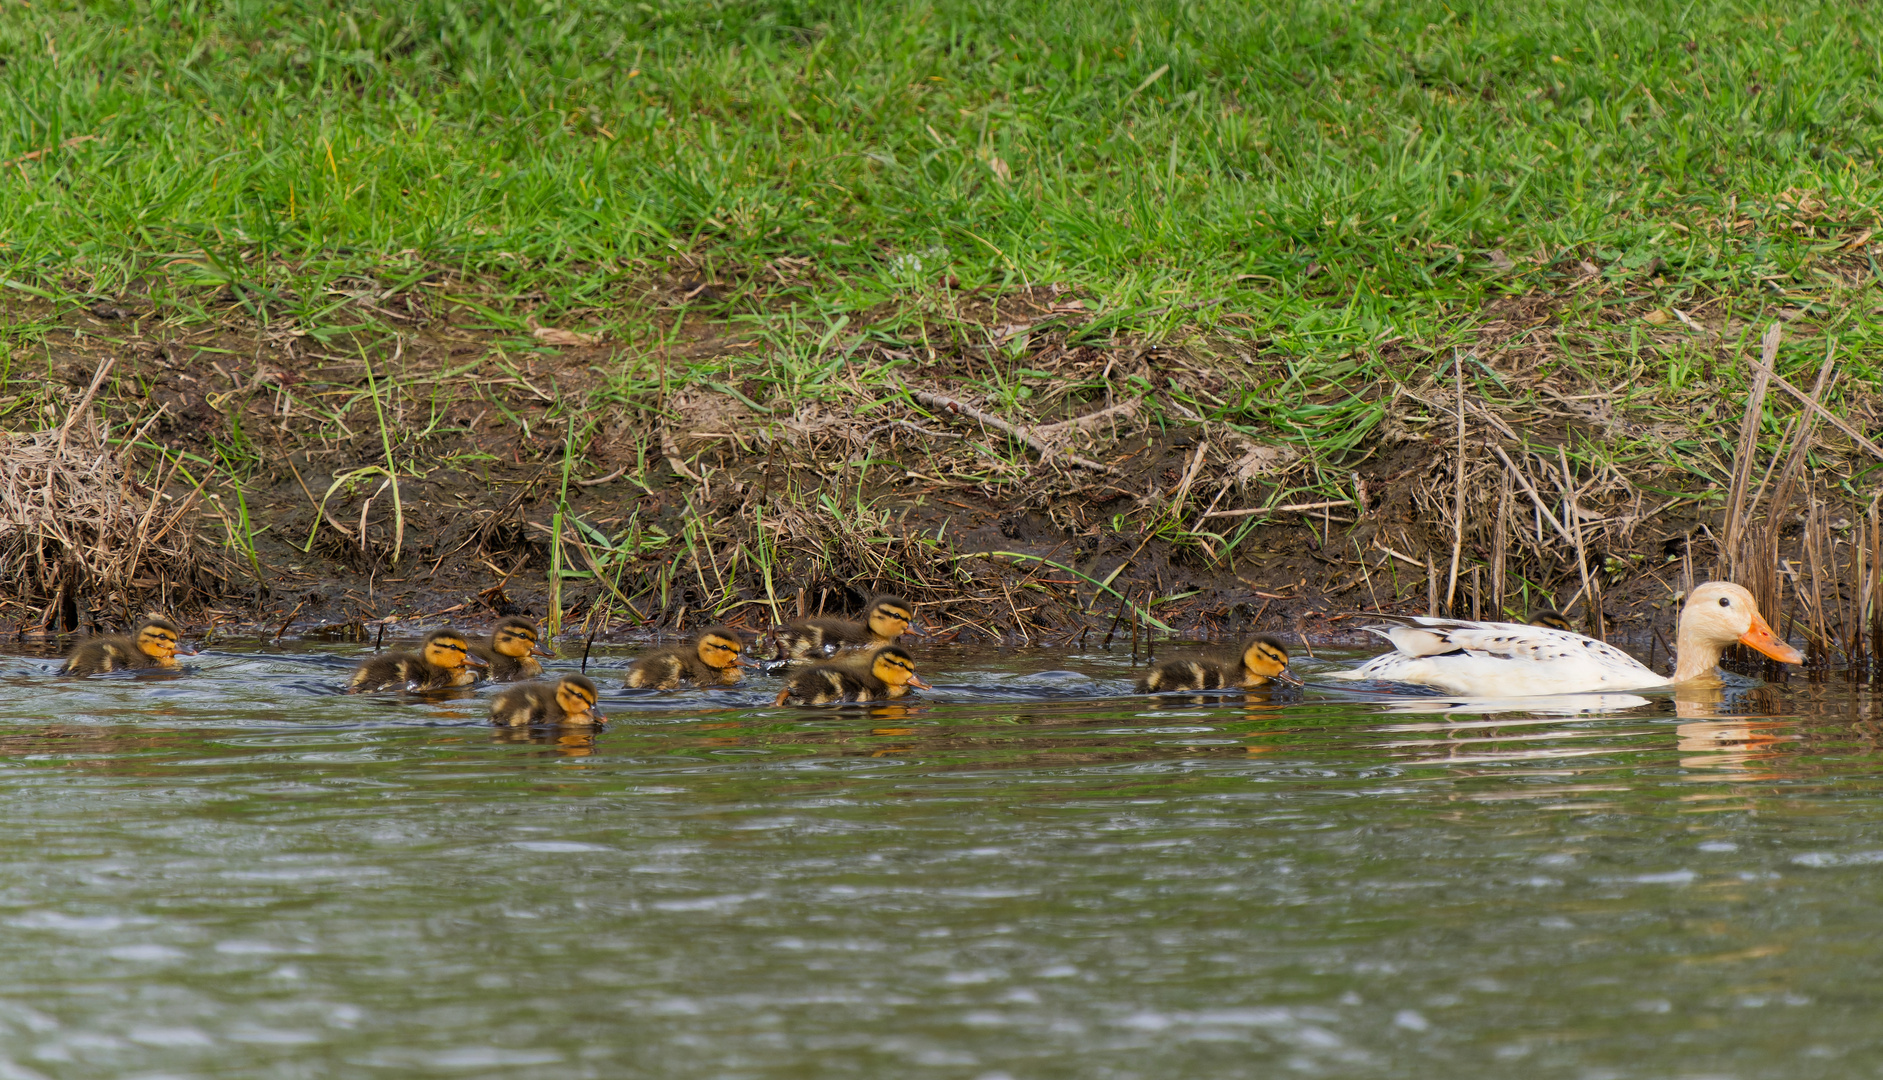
[1328,582,1802,697]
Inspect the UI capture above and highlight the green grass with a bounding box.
[0,0,1877,359]
[4,0,1883,607]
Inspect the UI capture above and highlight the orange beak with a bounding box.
[531,644,556,658]
[907,675,932,690]
[1739,613,1803,665]
[463,651,489,667]
[729,656,750,667]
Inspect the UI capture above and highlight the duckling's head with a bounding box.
[693,627,747,671]
[871,645,931,690]
[422,629,483,671]
[1240,635,1300,685]
[1528,609,1576,633]
[133,616,188,662]
[491,616,552,660]
[554,674,605,723]
[1680,582,1803,663]
[864,596,916,640]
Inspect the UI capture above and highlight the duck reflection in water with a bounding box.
[1674,683,1799,780]
[490,723,601,758]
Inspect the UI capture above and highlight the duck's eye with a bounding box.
[1719,597,1731,607]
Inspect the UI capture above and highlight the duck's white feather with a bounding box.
[1329,615,1668,697]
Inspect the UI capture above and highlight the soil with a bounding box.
[4,284,1871,660]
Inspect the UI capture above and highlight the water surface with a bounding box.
[0,640,1878,1078]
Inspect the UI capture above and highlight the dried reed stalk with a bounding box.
[1872,504,1883,675]
[1722,322,1781,578]
[1445,351,1466,615]
[1557,444,1603,639]
[1490,472,1510,619]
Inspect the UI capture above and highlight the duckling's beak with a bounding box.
[1273,668,1303,687]
[907,675,932,690]
[464,651,489,667]
[1738,614,1804,665]
[904,623,930,638]
[730,656,750,667]
[174,643,198,657]
[531,644,555,658]
[586,707,608,723]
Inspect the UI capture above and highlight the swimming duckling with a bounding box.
[489,674,606,726]
[61,616,193,675]
[623,627,747,689]
[1528,609,1575,632]
[348,628,487,692]
[1136,635,1299,693]
[469,616,554,681]
[772,645,931,706]
[773,595,916,660]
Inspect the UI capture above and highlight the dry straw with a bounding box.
[0,360,222,629]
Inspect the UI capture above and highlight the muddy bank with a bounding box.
[2,287,1874,657]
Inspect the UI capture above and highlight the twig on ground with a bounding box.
[908,388,1117,473]
[1201,499,1351,520]
[55,357,115,450]
[1488,444,1578,548]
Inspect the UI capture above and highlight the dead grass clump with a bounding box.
[0,415,221,629]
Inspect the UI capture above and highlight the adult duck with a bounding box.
[1328,582,1801,697]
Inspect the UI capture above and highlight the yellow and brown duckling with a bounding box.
[469,616,554,681]
[1528,609,1575,632]
[490,674,606,727]
[1136,635,1299,694]
[773,595,916,661]
[623,627,747,689]
[772,645,931,706]
[348,628,487,692]
[61,616,192,675]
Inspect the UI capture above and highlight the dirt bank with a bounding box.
[3,282,1876,660]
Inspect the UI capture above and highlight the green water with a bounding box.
[1,641,1879,1078]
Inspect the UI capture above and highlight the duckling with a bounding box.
[61,616,193,675]
[773,595,916,660]
[772,645,931,706]
[1528,608,1576,632]
[1136,635,1299,693]
[489,674,606,727]
[623,627,747,689]
[348,628,487,692]
[469,616,554,681]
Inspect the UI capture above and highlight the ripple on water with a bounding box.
[0,642,1876,1077]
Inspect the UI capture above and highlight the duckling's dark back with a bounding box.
[773,661,883,706]
[1137,654,1241,694]
[489,682,558,726]
[349,648,467,692]
[349,651,418,692]
[1528,609,1576,633]
[625,646,689,688]
[772,616,870,660]
[61,635,157,676]
[473,647,541,681]
[1136,639,1281,694]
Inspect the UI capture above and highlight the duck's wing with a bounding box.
[1356,615,1649,668]
[1331,615,1664,696]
